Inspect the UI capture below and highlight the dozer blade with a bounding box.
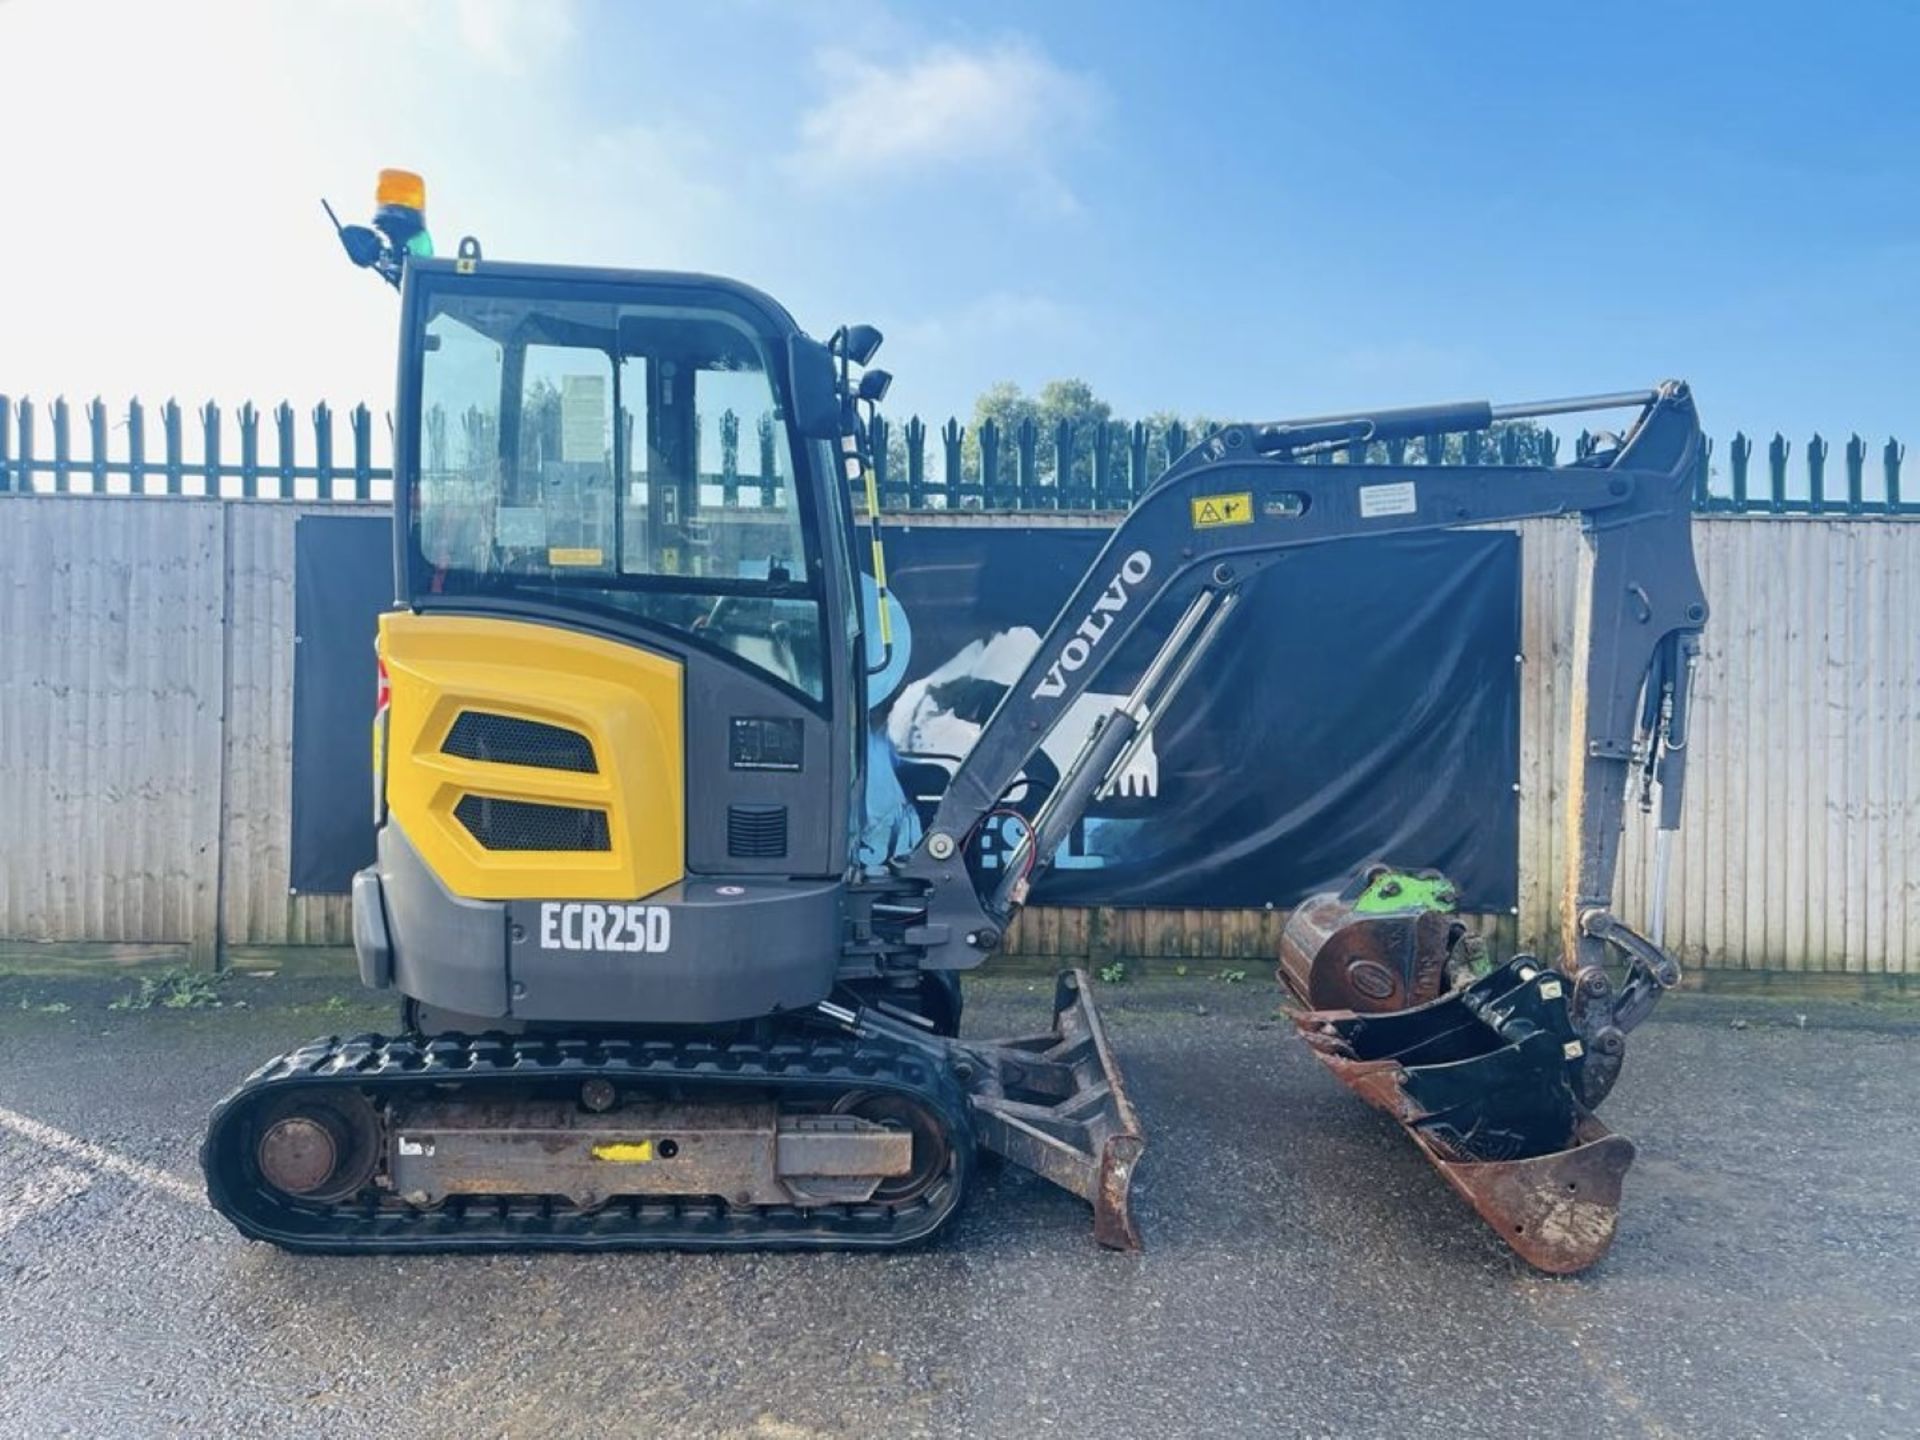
[1290,956,1632,1274]
[965,969,1145,1251]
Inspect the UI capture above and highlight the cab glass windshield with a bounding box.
[409,284,826,700]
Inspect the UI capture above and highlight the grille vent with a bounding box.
[454,795,610,852]
[727,804,789,859]
[443,712,597,773]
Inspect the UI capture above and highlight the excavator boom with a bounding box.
[875,382,1707,1267]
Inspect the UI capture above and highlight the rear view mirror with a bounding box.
[842,324,884,366]
[788,336,844,438]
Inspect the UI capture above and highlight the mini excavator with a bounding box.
[203,172,1706,1272]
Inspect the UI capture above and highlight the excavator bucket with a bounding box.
[965,970,1145,1251]
[1289,956,1631,1273]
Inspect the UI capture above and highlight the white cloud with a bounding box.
[893,291,1084,353]
[789,40,1101,205]
[369,0,580,74]
[1328,340,1483,390]
[449,0,577,74]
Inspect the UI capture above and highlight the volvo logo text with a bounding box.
[1031,550,1153,700]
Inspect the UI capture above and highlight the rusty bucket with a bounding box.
[1288,953,1634,1275]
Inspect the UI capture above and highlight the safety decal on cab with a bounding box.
[1190,492,1253,528]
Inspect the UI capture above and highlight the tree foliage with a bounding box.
[955,378,1213,488]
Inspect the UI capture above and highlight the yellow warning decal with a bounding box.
[548,547,605,567]
[591,1141,655,1163]
[1190,492,1253,528]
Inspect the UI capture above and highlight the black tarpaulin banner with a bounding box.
[289,514,392,894]
[865,526,1520,911]
[287,517,1519,910]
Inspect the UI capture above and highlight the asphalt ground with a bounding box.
[0,969,1914,1440]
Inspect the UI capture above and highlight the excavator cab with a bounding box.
[363,257,878,1032]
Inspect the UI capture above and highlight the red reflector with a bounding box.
[375,657,391,713]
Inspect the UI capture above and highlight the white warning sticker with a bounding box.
[1357,480,1418,519]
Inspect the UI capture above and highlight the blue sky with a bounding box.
[3,0,1915,457]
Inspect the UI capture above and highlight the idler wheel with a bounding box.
[831,1091,950,1205]
[253,1090,380,1203]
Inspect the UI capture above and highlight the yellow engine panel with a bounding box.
[379,613,684,901]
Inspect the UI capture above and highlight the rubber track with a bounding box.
[202,1028,974,1253]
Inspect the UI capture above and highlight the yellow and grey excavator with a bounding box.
[203,173,1707,1271]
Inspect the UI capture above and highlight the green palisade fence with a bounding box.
[1,394,1914,517]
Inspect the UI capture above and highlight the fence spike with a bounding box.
[1091,419,1115,507]
[200,400,224,498]
[163,399,183,495]
[719,408,741,506]
[239,401,260,499]
[1806,432,1827,513]
[17,397,34,495]
[86,396,109,493]
[52,396,73,493]
[1016,417,1041,508]
[127,397,147,495]
[313,401,335,499]
[0,395,15,493]
[941,417,965,509]
[351,403,374,500]
[868,412,889,511]
[979,417,1001,507]
[1121,422,1144,503]
[905,415,927,507]
[1768,433,1789,513]
[1165,420,1187,470]
[1730,432,1751,511]
[1054,417,1077,507]
[1844,433,1866,514]
[275,402,296,498]
[1886,437,1905,511]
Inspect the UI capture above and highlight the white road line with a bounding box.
[0,1105,204,1207]
[0,1163,94,1240]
